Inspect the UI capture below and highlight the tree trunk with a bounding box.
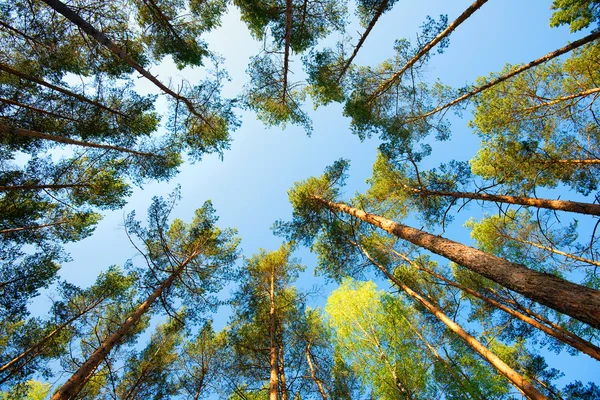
[522,87,600,111]
[335,0,389,84]
[0,97,79,122]
[408,186,600,216]
[269,263,279,400]
[39,0,209,123]
[281,0,293,103]
[0,297,105,382]
[50,252,198,400]
[356,244,547,400]
[0,220,68,235]
[369,0,488,99]
[278,339,288,400]
[405,29,600,123]
[305,342,327,400]
[0,124,155,158]
[0,184,89,192]
[311,196,600,328]
[387,247,600,361]
[0,62,126,117]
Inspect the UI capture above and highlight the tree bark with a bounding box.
[387,247,600,361]
[305,342,327,400]
[522,87,600,111]
[356,244,547,400]
[0,63,126,117]
[50,252,198,400]
[369,0,488,100]
[269,263,279,400]
[39,0,209,124]
[0,97,79,122]
[0,184,89,192]
[335,0,389,84]
[311,195,600,328]
[0,297,105,382]
[0,124,155,158]
[0,220,68,235]
[405,30,600,123]
[408,186,600,216]
[281,0,293,103]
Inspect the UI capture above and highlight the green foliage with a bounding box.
[550,0,600,31]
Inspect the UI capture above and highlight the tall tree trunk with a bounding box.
[311,195,600,328]
[522,87,600,111]
[406,186,600,216]
[356,244,547,400]
[281,0,293,103]
[369,0,488,99]
[39,0,209,123]
[386,247,600,361]
[50,252,198,400]
[0,220,68,235]
[305,342,327,400]
[497,232,600,268]
[0,97,79,122]
[335,0,389,84]
[0,63,126,117]
[0,124,155,158]
[278,338,288,400]
[269,263,279,400]
[405,30,600,123]
[0,297,105,383]
[0,184,89,192]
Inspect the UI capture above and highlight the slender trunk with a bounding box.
[399,313,481,400]
[0,20,53,49]
[550,159,600,164]
[0,297,104,382]
[388,248,600,361]
[278,339,288,400]
[305,343,327,400]
[500,232,600,268]
[0,97,79,122]
[281,0,293,103]
[522,87,600,111]
[0,62,126,117]
[405,30,600,123]
[50,253,197,400]
[40,0,209,123]
[0,124,155,158]
[0,184,89,192]
[0,220,68,235]
[408,186,600,216]
[269,264,279,400]
[335,0,389,84]
[369,0,488,100]
[356,244,547,400]
[312,196,600,328]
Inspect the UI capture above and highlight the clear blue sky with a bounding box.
[36,0,598,392]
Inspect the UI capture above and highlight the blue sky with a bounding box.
[36,0,599,392]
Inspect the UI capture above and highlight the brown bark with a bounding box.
[39,0,210,124]
[335,0,389,84]
[312,196,600,328]
[50,252,198,400]
[369,0,488,100]
[522,87,600,111]
[305,342,327,400]
[356,244,547,400]
[278,340,288,400]
[281,0,293,103]
[0,62,126,117]
[0,124,155,158]
[0,97,79,122]
[387,248,600,361]
[0,184,89,192]
[499,233,600,268]
[408,186,600,216]
[0,297,105,382]
[269,262,279,400]
[0,220,68,235]
[405,30,600,123]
